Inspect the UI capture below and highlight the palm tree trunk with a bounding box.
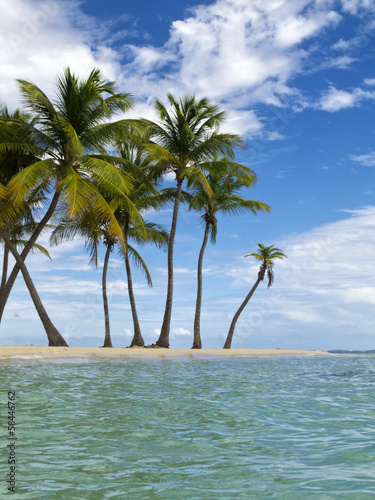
[192,222,210,349]
[157,178,183,348]
[223,276,262,349]
[102,243,113,348]
[0,231,68,346]
[124,230,145,347]
[0,191,60,324]
[1,242,9,296]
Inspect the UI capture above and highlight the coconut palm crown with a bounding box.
[245,243,287,288]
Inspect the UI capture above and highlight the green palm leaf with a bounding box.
[7,159,56,205]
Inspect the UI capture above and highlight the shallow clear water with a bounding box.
[1,355,375,499]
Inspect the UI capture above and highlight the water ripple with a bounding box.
[1,356,375,498]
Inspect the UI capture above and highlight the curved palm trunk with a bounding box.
[223,264,266,349]
[0,191,60,323]
[1,232,68,346]
[124,231,144,347]
[192,222,210,349]
[102,243,113,348]
[223,277,262,349]
[157,179,183,348]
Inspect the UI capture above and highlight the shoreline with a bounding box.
[0,346,331,359]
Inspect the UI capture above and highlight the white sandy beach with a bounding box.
[0,346,330,359]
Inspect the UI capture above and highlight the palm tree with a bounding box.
[0,106,52,320]
[118,218,169,347]
[189,171,271,348]
[223,243,287,349]
[146,94,252,347]
[51,127,169,348]
[0,107,33,286]
[51,204,168,348]
[0,68,137,346]
[111,130,169,347]
[50,208,116,347]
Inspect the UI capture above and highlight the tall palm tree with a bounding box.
[0,68,137,346]
[189,171,271,348]
[146,94,252,347]
[111,130,169,347]
[0,106,51,320]
[51,127,169,348]
[223,243,287,349]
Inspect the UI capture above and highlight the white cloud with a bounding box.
[349,152,375,166]
[123,328,132,338]
[156,266,195,276]
[1,0,374,137]
[336,206,375,216]
[327,55,357,69]
[332,38,353,50]
[123,0,342,110]
[318,85,375,111]
[172,327,191,337]
[266,131,288,141]
[340,0,375,15]
[364,78,375,85]
[0,0,131,109]
[275,169,291,178]
[319,87,357,111]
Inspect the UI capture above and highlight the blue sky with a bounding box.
[1,0,375,349]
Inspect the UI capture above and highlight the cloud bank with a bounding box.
[1,0,375,133]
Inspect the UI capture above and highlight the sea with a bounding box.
[1,353,375,499]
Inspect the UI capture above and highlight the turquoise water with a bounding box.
[1,355,375,499]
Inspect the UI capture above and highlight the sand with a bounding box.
[0,345,330,359]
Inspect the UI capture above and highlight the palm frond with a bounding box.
[125,244,153,287]
[12,239,52,259]
[180,166,213,196]
[7,159,56,205]
[17,79,57,121]
[245,243,287,287]
[218,199,270,216]
[128,221,169,249]
[56,166,98,217]
[267,267,274,288]
[60,119,84,156]
[50,211,105,267]
[79,156,132,198]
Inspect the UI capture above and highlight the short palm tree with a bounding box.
[146,94,252,347]
[50,207,116,347]
[51,207,168,348]
[0,68,137,346]
[223,243,287,349]
[189,171,271,348]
